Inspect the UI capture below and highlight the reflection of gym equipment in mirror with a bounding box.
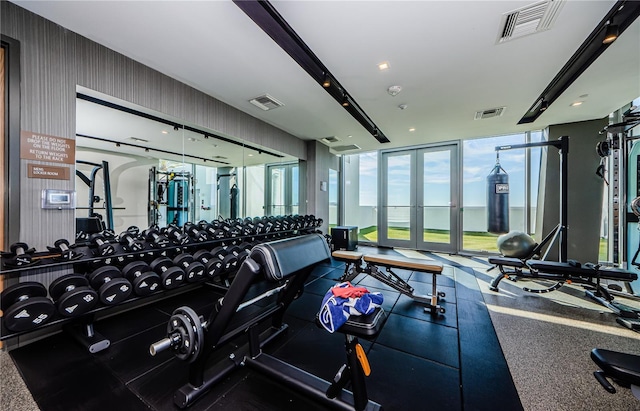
[75,160,121,234]
[217,172,238,220]
[148,167,193,228]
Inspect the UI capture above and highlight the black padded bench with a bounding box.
[150,233,384,410]
[591,348,640,397]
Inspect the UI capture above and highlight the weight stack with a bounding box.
[487,165,509,234]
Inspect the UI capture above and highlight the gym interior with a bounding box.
[1,1,640,410]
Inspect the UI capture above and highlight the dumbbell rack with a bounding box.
[0,226,318,349]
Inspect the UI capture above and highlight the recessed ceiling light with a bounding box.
[248,153,254,157]
[409,128,416,132]
[570,101,583,107]
[378,61,390,71]
[161,130,168,134]
[130,137,149,143]
[187,137,198,142]
[347,135,353,138]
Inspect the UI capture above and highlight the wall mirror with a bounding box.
[74,87,298,237]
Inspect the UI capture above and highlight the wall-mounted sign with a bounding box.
[20,131,75,164]
[27,164,71,180]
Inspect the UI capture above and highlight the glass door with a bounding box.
[379,144,459,252]
[418,145,459,252]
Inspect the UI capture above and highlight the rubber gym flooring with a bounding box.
[9,247,522,411]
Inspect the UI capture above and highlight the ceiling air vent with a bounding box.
[322,136,341,144]
[332,144,361,152]
[475,107,506,120]
[496,0,565,44]
[249,94,284,111]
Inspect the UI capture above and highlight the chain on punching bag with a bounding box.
[487,156,510,234]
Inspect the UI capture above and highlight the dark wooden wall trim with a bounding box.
[1,35,21,247]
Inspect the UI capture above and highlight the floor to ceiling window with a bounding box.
[343,152,378,242]
[462,132,541,253]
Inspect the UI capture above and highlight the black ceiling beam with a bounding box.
[76,133,230,165]
[519,0,640,124]
[233,0,390,144]
[76,93,284,158]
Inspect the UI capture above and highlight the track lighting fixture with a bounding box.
[603,20,619,44]
[540,100,549,111]
[322,73,331,88]
[342,94,350,107]
[173,126,179,131]
[115,143,120,147]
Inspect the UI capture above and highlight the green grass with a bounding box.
[357,225,610,261]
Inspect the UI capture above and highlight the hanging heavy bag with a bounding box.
[487,164,509,234]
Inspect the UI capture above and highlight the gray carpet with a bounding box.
[0,349,39,410]
[470,259,640,411]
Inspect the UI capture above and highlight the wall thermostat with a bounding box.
[42,189,76,209]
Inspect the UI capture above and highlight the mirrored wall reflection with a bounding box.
[75,89,298,236]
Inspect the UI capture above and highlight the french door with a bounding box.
[379,143,459,252]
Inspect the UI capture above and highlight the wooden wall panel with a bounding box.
[1,46,5,254]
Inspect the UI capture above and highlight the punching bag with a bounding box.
[230,184,239,220]
[487,164,509,234]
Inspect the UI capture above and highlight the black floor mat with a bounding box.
[9,254,522,411]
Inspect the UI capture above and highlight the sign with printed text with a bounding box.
[20,131,75,164]
[27,164,71,180]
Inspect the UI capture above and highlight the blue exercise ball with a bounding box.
[497,231,537,259]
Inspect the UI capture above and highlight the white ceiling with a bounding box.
[13,0,640,158]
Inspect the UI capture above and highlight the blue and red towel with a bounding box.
[318,282,383,333]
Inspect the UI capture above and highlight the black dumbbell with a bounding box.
[88,266,132,305]
[192,250,224,278]
[89,233,116,257]
[1,282,56,332]
[47,239,83,262]
[228,245,249,265]
[143,228,170,249]
[173,253,205,283]
[166,226,192,246]
[149,257,185,289]
[212,246,237,273]
[126,226,141,237]
[1,242,37,268]
[183,222,210,242]
[49,274,99,317]
[122,261,162,296]
[119,231,145,252]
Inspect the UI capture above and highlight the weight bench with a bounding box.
[591,348,640,399]
[150,234,383,410]
[332,250,446,315]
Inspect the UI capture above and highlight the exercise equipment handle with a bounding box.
[149,333,180,356]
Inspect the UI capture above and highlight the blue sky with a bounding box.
[355,132,542,207]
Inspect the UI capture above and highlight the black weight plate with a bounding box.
[89,265,122,288]
[210,246,227,260]
[161,266,185,289]
[122,261,150,280]
[57,286,98,317]
[193,250,213,264]
[173,253,193,269]
[185,262,205,282]
[1,282,47,311]
[98,278,132,305]
[205,259,224,278]
[172,306,203,363]
[3,297,56,332]
[221,254,238,273]
[132,272,162,296]
[49,275,90,301]
[149,257,172,273]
